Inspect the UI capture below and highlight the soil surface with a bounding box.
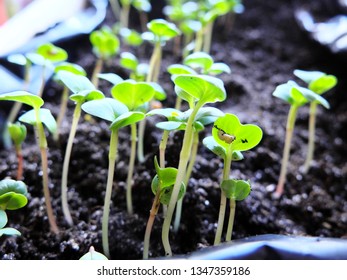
[1,0,346,260]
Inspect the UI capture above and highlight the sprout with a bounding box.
[79,246,108,260]
[119,52,148,81]
[272,80,330,197]
[203,113,262,244]
[0,92,59,234]
[89,26,120,87]
[143,157,185,259]
[0,179,28,237]
[293,69,337,173]
[81,97,145,258]
[119,27,144,47]
[7,122,27,180]
[58,71,104,226]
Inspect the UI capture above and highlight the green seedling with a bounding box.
[0,91,59,233]
[143,156,185,259]
[90,26,120,87]
[53,62,87,141]
[80,246,108,260]
[118,28,144,47]
[273,80,330,197]
[119,52,148,81]
[293,69,337,173]
[118,0,151,30]
[7,122,27,180]
[203,113,262,244]
[111,80,155,215]
[161,74,226,256]
[0,179,28,237]
[81,97,145,258]
[133,0,151,32]
[58,71,104,226]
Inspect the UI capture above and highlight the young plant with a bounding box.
[7,122,27,180]
[143,157,185,259]
[118,27,144,47]
[53,62,87,141]
[111,80,155,215]
[89,26,120,87]
[161,74,226,256]
[119,52,148,82]
[80,246,108,260]
[203,113,262,244]
[293,69,337,173]
[81,97,145,258]
[273,80,330,197]
[0,179,28,237]
[57,71,104,226]
[0,92,59,233]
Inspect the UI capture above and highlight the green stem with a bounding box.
[146,42,162,83]
[120,3,130,28]
[173,131,199,232]
[126,123,137,215]
[214,146,233,245]
[162,101,204,257]
[137,119,146,163]
[109,0,120,20]
[37,63,46,98]
[15,145,23,180]
[91,57,103,88]
[54,86,69,141]
[194,27,204,53]
[203,21,214,54]
[225,198,236,242]
[159,130,170,169]
[35,108,59,234]
[61,103,82,226]
[302,102,317,173]
[275,105,299,196]
[102,129,119,258]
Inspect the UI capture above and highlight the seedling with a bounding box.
[293,69,337,173]
[118,0,151,30]
[53,62,87,141]
[111,80,155,215]
[119,52,148,81]
[80,246,108,260]
[7,122,27,180]
[89,26,120,87]
[81,97,145,258]
[0,91,59,233]
[0,179,28,237]
[118,28,144,47]
[203,113,262,244]
[273,80,330,196]
[161,74,226,256]
[58,71,104,226]
[143,157,185,259]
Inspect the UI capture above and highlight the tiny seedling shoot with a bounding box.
[293,69,337,173]
[0,179,28,238]
[0,91,59,234]
[161,74,226,256]
[81,97,145,258]
[79,246,108,260]
[111,80,155,215]
[272,80,330,197]
[143,156,185,259]
[57,71,104,226]
[203,113,262,244]
[7,122,27,180]
[89,26,120,88]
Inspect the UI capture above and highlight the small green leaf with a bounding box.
[167,64,197,75]
[0,227,21,237]
[149,82,166,101]
[120,52,139,71]
[119,28,143,46]
[7,54,27,66]
[156,121,185,131]
[111,80,155,110]
[293,69,325,84]
[0,179,28,211]
[183,52,214,72]
[173,74,226,105]
[208,62,231,75]
[212,114,263,152]
[54,62,86,76]
[37,43,68,63]
[98,73,124,85]
[19,108,57,134]
[90,27,120,59]
[25,52,46,66]
[309,75,337,95]
[0,209,8,228]
[221,179,251,201]
[110,111,145,130]
[8,122,27,146]
[147,108,182,120]
[203,136,226,159]
[80,247,108,260]
[57,71,96,94]
[0,91,44,109]
[133,0,151,12]
[147,19,181,41]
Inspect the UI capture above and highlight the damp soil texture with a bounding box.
[0,0,346,260]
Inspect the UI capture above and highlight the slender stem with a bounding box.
[302,102,317,173]
[35,108,59,234]
[120,3,130,28]
[143,189,161,259]
[214,146,233,245]
[159,130,170,169]
[137,119,146,163]
[91,57,103,88]
[61,103,82,226]
[102,129,119,258]
[194,27,204,53]
[37,63,46,98]
[54,86,69,141]
[109,0,120,20]
[162,102,203,257]
[139,11,148,33]
[15,145,23,180]
[126,123,137,215]
[203,21,214,54]
[174,96,182,110]
[173,131,199,232]
[275,105,299,196]
[225,198,236,242]
[146,42,161,83]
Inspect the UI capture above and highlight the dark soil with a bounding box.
[1,0,346,260]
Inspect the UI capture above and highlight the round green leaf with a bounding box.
[110,111,145,130]
[151,174,185,205]
[37,43,68,63]
[309,75,337,95]
[208,62,231,75]
[120,52,138,71]
[293,69,325,84]
[212,114,263,152]
[119,28,143,46]
[98,73,124,85]
[8,54,27,66]
[0,209,8,228]
[0,192,28,211]
[183,52,214,72]
[149,82,167,101]
[147,19,181,40]
[19,108,57,134]
[0,91,44,109]
[221,179,251,201]
[0,227,21,237]
[156,121,185,131]
[8,122,27,146]
[90,27,120,59]
[167,64,196,75]
[54,62,86,76]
